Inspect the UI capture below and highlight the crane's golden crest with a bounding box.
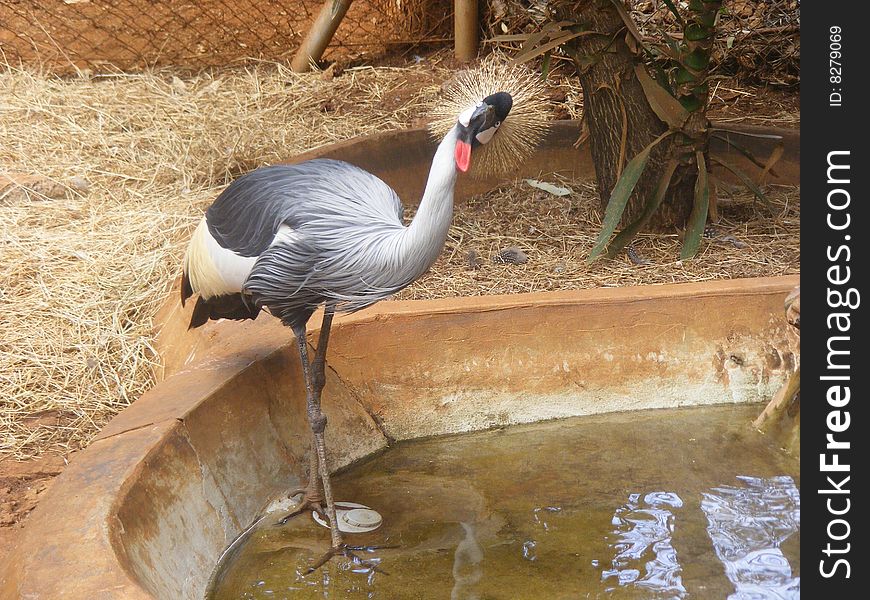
[428,59,551,177]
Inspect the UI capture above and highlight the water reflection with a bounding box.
[451,522,483,600]
[601,491,687,597]
[701,476,800,599]
[206,405,801,600]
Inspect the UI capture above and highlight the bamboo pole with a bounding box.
[454,0,479,62]
[291,0,354,73]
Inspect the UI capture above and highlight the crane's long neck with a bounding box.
[401,124,460,270]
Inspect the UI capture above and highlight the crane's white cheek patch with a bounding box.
[458,103,479,128]
[475,126,497,145]
[204,227,257,290]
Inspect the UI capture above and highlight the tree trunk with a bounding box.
[556,0,706,231]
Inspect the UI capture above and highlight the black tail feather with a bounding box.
[188,293,260,329]
[181,270,194,307]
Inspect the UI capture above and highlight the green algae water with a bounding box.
[206,404,799,599]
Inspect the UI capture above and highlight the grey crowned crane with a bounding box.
[180,67,547,571]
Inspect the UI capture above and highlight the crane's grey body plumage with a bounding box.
[183,127,460,331]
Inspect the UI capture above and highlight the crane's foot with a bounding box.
[276,489,324,526]
[304,543,395,575]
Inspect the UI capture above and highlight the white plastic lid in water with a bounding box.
[312,501,383,533]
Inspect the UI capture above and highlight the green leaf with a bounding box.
[678,93,705,112]
[587,131,674,263]
[681,152,709,259]
[634,64,690,128]
[711,132,780,176]
[541,51,552,79]
[711,156,774,212]
[674,66,697,84]
[606,159,680,258]
[685,23,712,41]
[683,48,711,71]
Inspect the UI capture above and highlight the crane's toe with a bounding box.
[275,490,325,526]
[304,543,393,576]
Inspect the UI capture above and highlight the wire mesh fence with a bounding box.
[2,1,799,83]
[0,0,454,74]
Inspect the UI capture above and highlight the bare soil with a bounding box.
[0,453,67,563]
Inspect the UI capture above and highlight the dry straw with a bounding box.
[396,176,800,301]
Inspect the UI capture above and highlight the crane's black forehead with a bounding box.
[483,92,513,121]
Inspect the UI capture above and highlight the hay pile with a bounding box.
[397,177,800,300]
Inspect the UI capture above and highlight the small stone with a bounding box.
[466,250,484,270]
[68,176,90,193]
[170,76,187,94]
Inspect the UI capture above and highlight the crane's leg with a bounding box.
[278,311,335,524]
[306,307,342,552]
[276,434,322,522]
[282,307,386,573]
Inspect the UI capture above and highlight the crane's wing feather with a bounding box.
[206,160,404,257]
[191,158,423,329]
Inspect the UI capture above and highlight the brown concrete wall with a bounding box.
[119,276,797,600]
[108,353,387,598]
[326,277,797,441]
[121,284,784,594]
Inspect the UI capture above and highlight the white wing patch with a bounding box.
[271,224,302,247]
[184,218,257,298]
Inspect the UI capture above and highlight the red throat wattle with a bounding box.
[454,140,471,172]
